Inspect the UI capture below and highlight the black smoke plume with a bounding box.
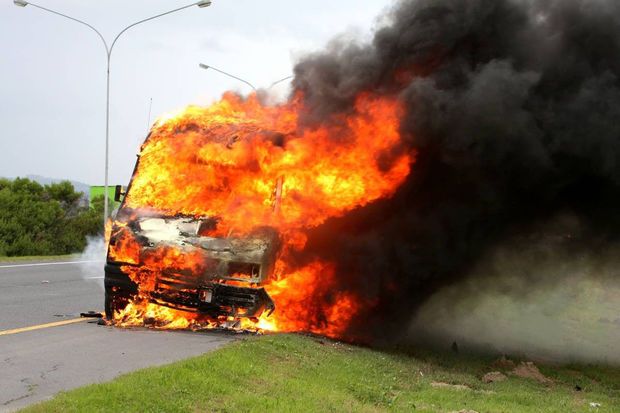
[290,0,620,340]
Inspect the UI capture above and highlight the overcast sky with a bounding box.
[1,0,391,185]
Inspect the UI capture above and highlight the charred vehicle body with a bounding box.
[104,173,281,323]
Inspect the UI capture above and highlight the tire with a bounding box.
[104,290,131,321]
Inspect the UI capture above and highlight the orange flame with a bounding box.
[108,91,414,338]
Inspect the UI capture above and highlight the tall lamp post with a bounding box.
[268,75,293,89]
[14,0,213,228]
[199,62,293,92]
[198,63,257,91]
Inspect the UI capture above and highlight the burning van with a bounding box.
[103,92,411,333]
[104,134,284,325]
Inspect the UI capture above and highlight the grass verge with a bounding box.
[21,333,620,412]
[0,254,81,263]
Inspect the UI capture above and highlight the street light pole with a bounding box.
[199,63,293,91]
[199,63,257,91]
[268,75,293,89]
[14,0,212,228]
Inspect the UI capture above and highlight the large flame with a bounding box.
[108,90,413,338]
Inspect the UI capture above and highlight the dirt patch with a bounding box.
[431,381,471,391]
[482,371,507,383]
[492,355,516,371]
[512,362,553,384]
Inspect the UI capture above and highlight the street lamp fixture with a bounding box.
[14,1,213,228]
[269,75,293,89]
[199,62,257,91]
[199,63,293,91]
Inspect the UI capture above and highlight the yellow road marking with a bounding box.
[0,317,91,336]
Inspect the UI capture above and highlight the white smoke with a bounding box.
[78,236,106,290]
[409,215,620,364]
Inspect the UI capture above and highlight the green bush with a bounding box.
[0,177,107,256]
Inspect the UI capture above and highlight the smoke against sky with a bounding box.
[288,0,620,342]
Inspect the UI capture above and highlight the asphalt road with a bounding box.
[0,260,235,412]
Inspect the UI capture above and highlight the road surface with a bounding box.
[0,260,235,412]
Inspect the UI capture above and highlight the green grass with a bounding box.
[0,254,80,263]
[21,334,620,413]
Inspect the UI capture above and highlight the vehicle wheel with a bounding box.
[104,290,130,322]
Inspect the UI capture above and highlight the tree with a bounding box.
[0,178,104,256]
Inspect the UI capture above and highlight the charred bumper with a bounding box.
[151,282,275,318]
[105,262,274,318]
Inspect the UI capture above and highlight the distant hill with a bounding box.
[4,175,91,199]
